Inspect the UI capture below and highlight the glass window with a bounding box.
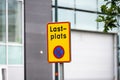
[52,8,55,22]
[76,11,97,30]
[8,0,22,43]
[76,0,97,11]
[97,14,105,31]
[0,45,6,64]
[58,9,75,28]
[98,21,104,31]
[118,16,120,32]
[52,0,55,5]
[0,0,6,42]
[98,0,112,12]
[58,0,74,8]
[8,46,23,64]
[97,0,105,12]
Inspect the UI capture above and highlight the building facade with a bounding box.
[0,0,120,80]
[52,0,120,80]
[0,0,24,80]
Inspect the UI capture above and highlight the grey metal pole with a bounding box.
[55,0,58,22]
[60,63,64,80]
[55,0,59,80]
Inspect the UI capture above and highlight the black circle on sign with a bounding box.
[53,46,64,59]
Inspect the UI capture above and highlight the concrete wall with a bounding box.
[25,0,52,80]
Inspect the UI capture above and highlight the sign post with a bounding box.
[54,1,59,80]
[47,22,71,80]
[60,63,64,80]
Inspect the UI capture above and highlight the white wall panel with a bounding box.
[8,66,24,80]
[64,30,117,80]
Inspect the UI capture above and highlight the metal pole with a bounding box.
[55,0,58,22]
[55,0,59,80]
[60,63,64,80]
[55,63,59,80]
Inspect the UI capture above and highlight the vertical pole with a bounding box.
[55,0,59,80]
[55,0,58,22]
[55,63,59,80]
[74,0,76,28]
[60,63,64,80]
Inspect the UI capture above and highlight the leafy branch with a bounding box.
[96,0,120,32]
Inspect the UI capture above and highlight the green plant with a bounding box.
[96,0,120,32]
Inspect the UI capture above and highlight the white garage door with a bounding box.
[64,30,117,80]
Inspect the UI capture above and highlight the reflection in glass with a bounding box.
[0,0,6,42]
[76,11,97,30]
[8,0,22,43]
[58,0,74,8]
[0,46,6,64]
[58,9,74,28]
[76,0,97,11]
[8,46,23,64]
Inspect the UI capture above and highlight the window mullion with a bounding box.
[5,0,8,80]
